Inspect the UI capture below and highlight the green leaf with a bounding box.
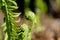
[8,6,18,10]
[5,33,8,40]
[13,13,21,17]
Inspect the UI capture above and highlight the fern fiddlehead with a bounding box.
[24,0,36,40]
[25,11,36,40]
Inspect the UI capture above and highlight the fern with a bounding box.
[0,0,37,40]
[16,24,28,40]
[0,0,20,40]
[25,11,36,40]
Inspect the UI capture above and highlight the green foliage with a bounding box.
[16,24,28,40]
[56,0,60,7]
[0,0,20,40]
[0,0,36,40]
[25,11,36,22]
[24,0,30,8]
[35,13,42,32]
[0,0,42,40]
[0,31,2,40]
[25,10,36,40]
[35,0,47,13]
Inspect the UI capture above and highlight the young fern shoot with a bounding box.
[16,24,28,40]
[25,10,36,40]
[0,0,20,40]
